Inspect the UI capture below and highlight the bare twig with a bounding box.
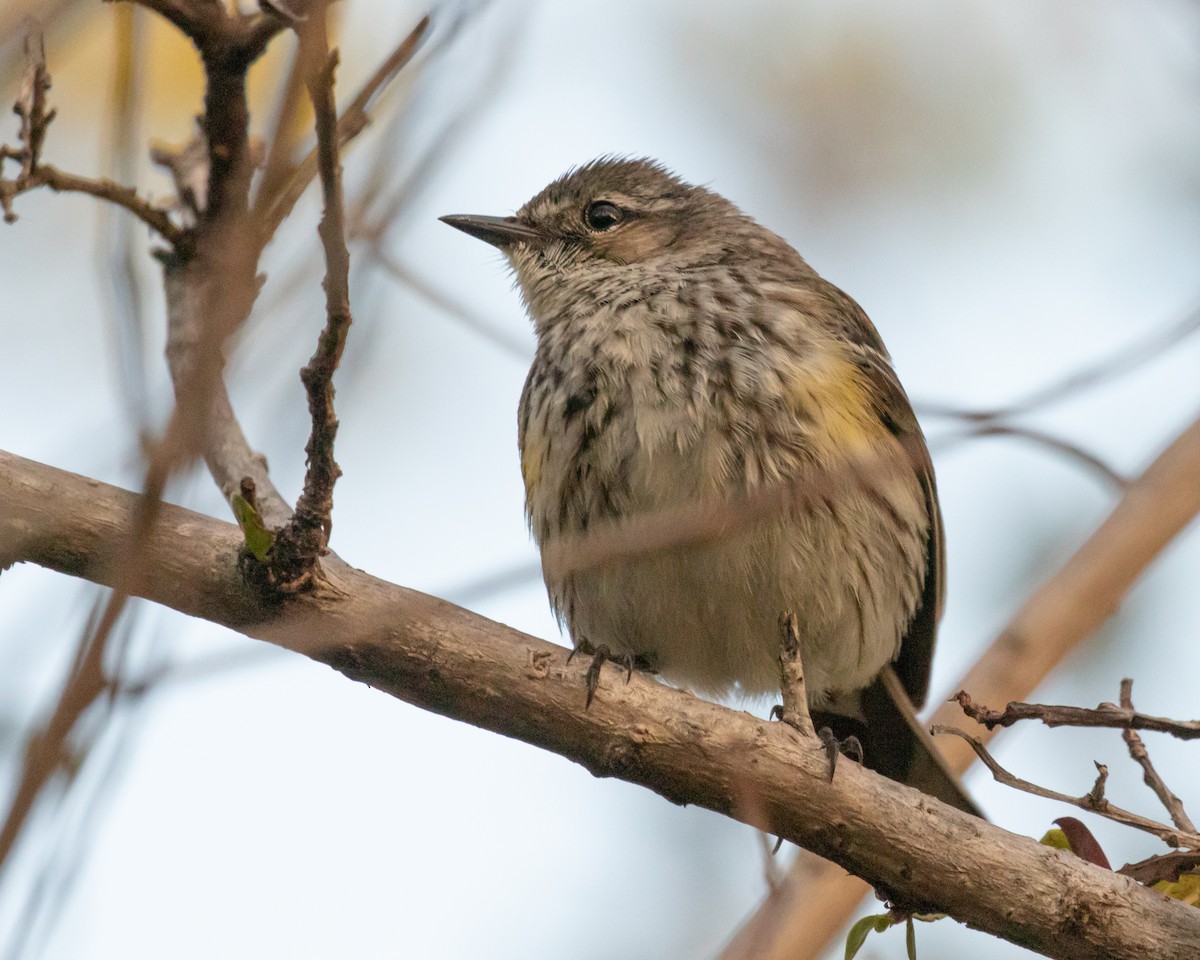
[3,0,285,882]
[0,598,116,868]
[951,690,1200,740]
[1120,850,1200,886]
[917,303,1200,423]
[542,440,909,581]
[932,725,1200,849]
[255,15,429,237]
[1119,679,1197,833]
[2,30,51,179]
[22,162,184,243]
[936,423,1128,489]
[0,30,184,243]
[776,613,813,733]
[368,247,533,362]
[931,411,1200,767]
[252,31,307,217]
[265,4,353,591]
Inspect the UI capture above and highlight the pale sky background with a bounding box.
[1,1,1199,958]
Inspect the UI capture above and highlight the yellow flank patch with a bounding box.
[785,349,879,454]
[521,436,545,494]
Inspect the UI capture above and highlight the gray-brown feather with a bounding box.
[511,161,935,706]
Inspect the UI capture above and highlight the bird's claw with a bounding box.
[568,641,639,708]
[817,727,864,782]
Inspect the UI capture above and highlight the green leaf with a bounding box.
[845,913,894,960]
[906,916,917,959]
[1154,872,1200,906]
[231,492,274,561]
[1040,827,1070,850]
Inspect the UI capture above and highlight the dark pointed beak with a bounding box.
[439,213,541,249]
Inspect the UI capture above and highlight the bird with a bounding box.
[441,157,979,815]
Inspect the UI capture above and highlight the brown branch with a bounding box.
[932,725,1200,849]
[776,613,814,733]
[254,15,430,238]
[266,5,351,592]
[4,448,1200,960]
[0,598,112,867]
[930,412,1200,763]
[540,438,922,582]
[916,303,1200,423]
[119,0,286,63]
[0,29,185,242]
[1119,679,1197,833]
[942,422,1128,489]
[120,0,221,42]
[2,30,51,182]
[952,689,1200,740]
[1120,850,1200,886]
[0,4,277,885]
[16,163,185,243]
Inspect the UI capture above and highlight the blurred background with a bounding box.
[2,1,1199,957]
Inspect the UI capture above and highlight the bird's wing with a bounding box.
[837,298,944,711]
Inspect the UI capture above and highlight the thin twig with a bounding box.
[776,613,814,733]
[101,4,154,426]
[1120,850,1200,886]
[917,303,1200,423]
[255,15,429,237]
[268,3,353,591]
[952,690,1200,740]
[0,598,116,868]
[935,422,1128,489]
[1120,679,1197,834]
[540,435,923,582]
[0,30,185,244]
[252,29,307,217]
[23,163,184,244]
[368,247,533,362]
[931,725,1200,849]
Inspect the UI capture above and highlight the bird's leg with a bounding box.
[774,613,863,782]
[774,612,815,733]
[568,639,654,708]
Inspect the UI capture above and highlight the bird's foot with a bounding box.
[817,727,864,783]
[567,641,653,708]
[773,706,867,782]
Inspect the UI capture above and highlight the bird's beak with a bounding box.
[439,214,540,249]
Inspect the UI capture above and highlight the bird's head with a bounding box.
[440,157,789,326]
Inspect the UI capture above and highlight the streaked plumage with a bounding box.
[442,158,975,815]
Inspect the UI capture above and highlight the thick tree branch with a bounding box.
[1,448,1199,960]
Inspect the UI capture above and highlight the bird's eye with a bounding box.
[583,200,624,232]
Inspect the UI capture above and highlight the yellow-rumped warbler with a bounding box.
[442,158,977,815]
